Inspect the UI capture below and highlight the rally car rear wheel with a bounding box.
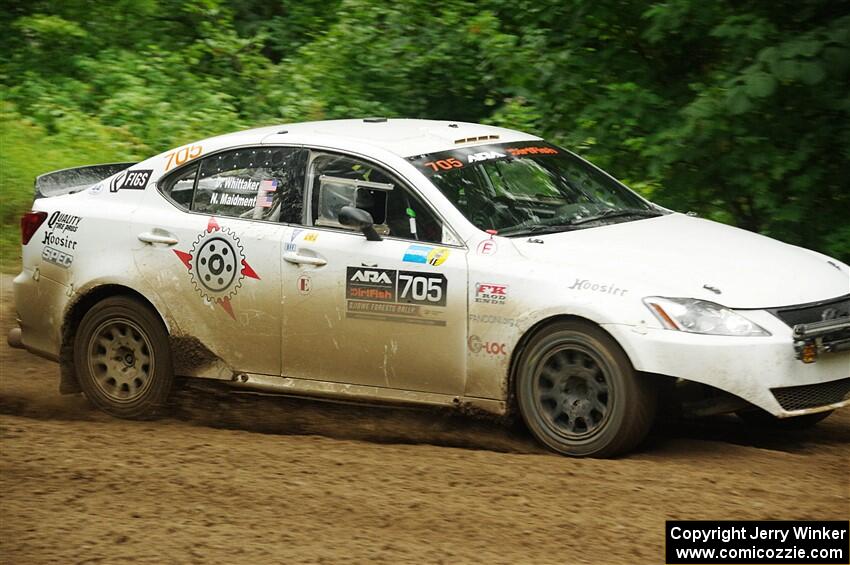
[516,320,657,457]
[74,296,174,419]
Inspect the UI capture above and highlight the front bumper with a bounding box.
[605,309,850,417]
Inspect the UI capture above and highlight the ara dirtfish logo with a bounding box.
[173,217,260,319]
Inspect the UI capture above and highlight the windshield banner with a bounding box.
[407,141,562,176]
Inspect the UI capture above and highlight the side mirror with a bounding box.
[338,206,382,241]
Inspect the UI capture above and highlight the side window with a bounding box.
[159,147,307,223]
[309,153,443,243]
[160,163,198,209]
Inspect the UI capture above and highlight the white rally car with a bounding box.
[10,119,850,457]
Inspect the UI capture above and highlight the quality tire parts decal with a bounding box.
[346,267,447,326]
[173,217,260,320]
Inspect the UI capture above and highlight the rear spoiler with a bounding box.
[34,162,137,199]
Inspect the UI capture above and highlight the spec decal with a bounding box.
[568,278,628,296]
[172,217,260,319]
[467,335,508,355]
[346,267,448,326]
[164,144,203,171]
[475,283,508,305]
[42,246,73,268]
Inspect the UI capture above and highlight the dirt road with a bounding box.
[1,275,848,564]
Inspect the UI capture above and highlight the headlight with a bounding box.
[643,297,770,336]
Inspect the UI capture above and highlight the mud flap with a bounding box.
[59,361,82,394]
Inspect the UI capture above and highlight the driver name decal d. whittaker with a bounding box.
[173,217,260,319]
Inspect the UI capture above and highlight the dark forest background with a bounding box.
[2,1,849,265]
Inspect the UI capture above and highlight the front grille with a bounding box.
[768,294,850,327]
[771,377,850,411]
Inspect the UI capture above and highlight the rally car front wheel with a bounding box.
[74,296,174,419]
[516,320,657,457]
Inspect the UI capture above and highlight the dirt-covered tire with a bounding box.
[516,320,657,457]
[74,296,173,419]
[736,408,833,430]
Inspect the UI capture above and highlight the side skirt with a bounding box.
[228,373,506,416]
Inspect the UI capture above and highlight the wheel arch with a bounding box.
[505,314,639,418]
[59,283,171,394]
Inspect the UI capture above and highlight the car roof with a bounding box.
[198,118,541,159]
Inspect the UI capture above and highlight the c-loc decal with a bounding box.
[303,232,319,242]
[297,274,312,295]
[42,246,73,268]
[467,335,508,355]
[475,283,508,305]
[476,239,497,255]
[346,267,448,325]
[173,217,260,319]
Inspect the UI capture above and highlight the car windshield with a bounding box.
[407,142,663,236]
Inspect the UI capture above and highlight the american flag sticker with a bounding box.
[259,179,278,208]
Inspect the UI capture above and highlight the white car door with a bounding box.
[281,151,468,395]
[133,146,308,378]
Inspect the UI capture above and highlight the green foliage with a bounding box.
[1,0,848,270]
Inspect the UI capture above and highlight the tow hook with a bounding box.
[792,317,850,363]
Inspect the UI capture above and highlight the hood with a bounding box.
[513,213,849,308]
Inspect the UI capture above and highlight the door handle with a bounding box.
[138,230,179,246]
[283,252,327,267]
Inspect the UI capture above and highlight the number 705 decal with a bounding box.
[398,273,444,304]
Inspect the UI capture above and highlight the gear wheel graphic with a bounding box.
[188,226,245,303]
